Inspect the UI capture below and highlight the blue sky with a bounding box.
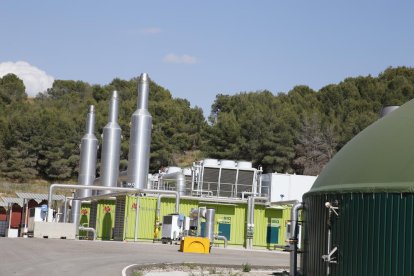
[1,1,413,117]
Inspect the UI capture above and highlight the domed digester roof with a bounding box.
[308,98,414,195]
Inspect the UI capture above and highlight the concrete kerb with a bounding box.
[122,262,290,276]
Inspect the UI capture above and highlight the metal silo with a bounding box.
[71,105,98,225]
[127,73,152,189]
[301,99,414,276]
[99,91,121,194]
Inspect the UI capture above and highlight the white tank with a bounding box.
[182,168,192,176]
[237,161,253,169]
[203,159,219,167]
[220,160,236,168]
[166,166,182,174]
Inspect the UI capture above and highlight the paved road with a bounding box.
[0,238,289,276]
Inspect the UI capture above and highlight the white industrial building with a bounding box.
[261,173,317,202]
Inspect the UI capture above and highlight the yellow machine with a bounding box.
[179,236,210,254]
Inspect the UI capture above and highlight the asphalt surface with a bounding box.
[0,238,289,276]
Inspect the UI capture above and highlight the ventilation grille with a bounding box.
[237,170,255,197]
[113,196,126,241]
[203,167,220,195]
[88,202,98,239]
[220,169,237,197]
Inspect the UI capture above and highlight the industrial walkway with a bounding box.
[0,238,289,276]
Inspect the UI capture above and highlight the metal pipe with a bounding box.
[70,199,81,232]
[289,201,303,276]
[127,73,152,189]
[327,226,332,276]
[63,196,72,223]
[161,172,186,196]
[99,91,121,195]
[154,194,163,239]
[191,166,195,193]
[134,195,140,242]
[257,166,263,196]
[214,234,228,248]
[205,208,215,246]
[79,226,97,240]
[137,73,149,110]
[191,190,213,197]
[8,203,12,231]
[242,193,268,250]
[156,194,163,218]
[48,184,180,221]
[246,196,255,249]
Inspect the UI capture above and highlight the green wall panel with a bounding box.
[252,206,288,248]
[96,200,116,240]
[302,193,414,276]
[112,195,292,249]
[79,203,91,237]
[80,202,91,225]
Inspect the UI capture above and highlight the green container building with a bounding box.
[85,195,291,249]
[302,100,414,276]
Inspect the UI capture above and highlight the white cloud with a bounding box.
[141,27,162,34]
[163,54,197,64]
[0,61,54,97]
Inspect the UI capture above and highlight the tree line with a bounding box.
[1,66,413,182]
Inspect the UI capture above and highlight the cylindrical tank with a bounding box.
[380,105,399,118]
[127,73,152,189]
[203,159,219,167]
[175,173,186,196]
[237,161,252,169]
[99,91,121,195]
[70,199,81,225]
[301,99,414,276]
[72,106,98,226]
[76,105,98,198]
[204,208,215,245]
[220,160,236,168]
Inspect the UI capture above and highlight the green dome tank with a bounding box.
[302,100,414,276]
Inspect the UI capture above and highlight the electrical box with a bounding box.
[28,206,52,233]
[161,214,185,243]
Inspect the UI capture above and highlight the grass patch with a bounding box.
[242,262,252,272]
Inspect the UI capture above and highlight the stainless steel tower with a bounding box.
[205,208,216,247]
[71,105,98,224]
[127,73,152,189]
[99,91,121,194]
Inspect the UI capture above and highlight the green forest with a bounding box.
[1,66,414,183]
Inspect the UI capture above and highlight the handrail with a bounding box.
[47,184,180,222]
[79,226,97,240]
